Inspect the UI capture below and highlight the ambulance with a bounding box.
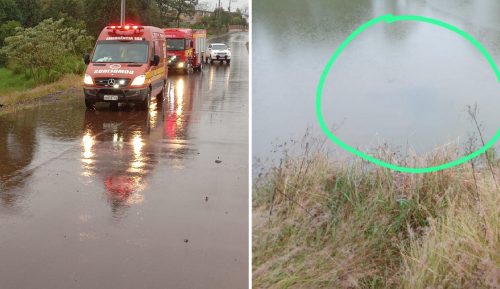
[83,24,167,110]
[164,28,206,74]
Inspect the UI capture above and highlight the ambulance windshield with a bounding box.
[167,39,185,50]
[92,41,149,63]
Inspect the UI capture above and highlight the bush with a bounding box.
[0,20,21,66]
[0,20,20,46]
[1,18,93,83]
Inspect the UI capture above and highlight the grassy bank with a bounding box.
[0,73,81,114]
[253,139,500,288]
[0,68,37,93]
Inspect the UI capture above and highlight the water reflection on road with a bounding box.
[81,108,154,217]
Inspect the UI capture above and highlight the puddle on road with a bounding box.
[0,75,202,212]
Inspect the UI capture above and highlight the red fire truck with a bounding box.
[83,24,168,110]
[164,28,207,74]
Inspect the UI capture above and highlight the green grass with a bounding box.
[0,67,36,93]
[0,74,81,113]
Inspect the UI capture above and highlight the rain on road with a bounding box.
[0,32,248,289]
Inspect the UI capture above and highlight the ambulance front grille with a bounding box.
[95,78,131,88]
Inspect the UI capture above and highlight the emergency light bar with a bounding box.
[107,24,144,32]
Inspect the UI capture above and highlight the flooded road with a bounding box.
[254,0,500,160]
[0,32,248,289]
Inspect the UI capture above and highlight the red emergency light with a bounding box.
[107,24,144,32]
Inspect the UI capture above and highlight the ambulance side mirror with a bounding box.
[83,53,90,65]
[151,55,160,66]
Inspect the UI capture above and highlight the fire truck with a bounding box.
[83,24,168,110]
[164,28,207,74]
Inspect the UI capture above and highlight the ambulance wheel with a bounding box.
[210,59,214,65]
[226,59,230,65]
[85,99,95,109]
[138,90,151,110]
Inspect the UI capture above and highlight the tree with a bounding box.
[126,0,162,27]
[39,0,84,22]
[0,20,20,46]
[155,0,170,25]
[196,1,210,11]
[160,0,198,27]
[84,0,162,36]
[0,0,21,23]
[83,0,121,36]
[0,20,20,65]
[16,0,41,27]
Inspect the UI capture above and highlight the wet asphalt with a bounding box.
[0,32,248,289]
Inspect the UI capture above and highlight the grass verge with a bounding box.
[0,67,36,93]
[0,73,81,115]
[253,137,499,288]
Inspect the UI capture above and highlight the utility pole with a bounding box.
[228,0,231,12]
[120,0,126,26]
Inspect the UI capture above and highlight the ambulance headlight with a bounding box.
[131,75,146,86]
[177,62,185,68]
[83,74,93,85]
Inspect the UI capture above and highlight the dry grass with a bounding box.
[401,176,500,289]
[0,74,81,113]
[253,136,500,288]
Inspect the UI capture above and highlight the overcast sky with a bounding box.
[199,0,248,12]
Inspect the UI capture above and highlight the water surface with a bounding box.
[253,0,500,162]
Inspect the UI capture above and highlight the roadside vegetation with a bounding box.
[0,74,80,109]
[253,133,500,288]
[0,67,35,93]
[1,18,92,84]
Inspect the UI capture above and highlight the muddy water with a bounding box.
[0,32,248,289]
[253,0,500,160]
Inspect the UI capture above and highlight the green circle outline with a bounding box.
[316,14,500,174]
